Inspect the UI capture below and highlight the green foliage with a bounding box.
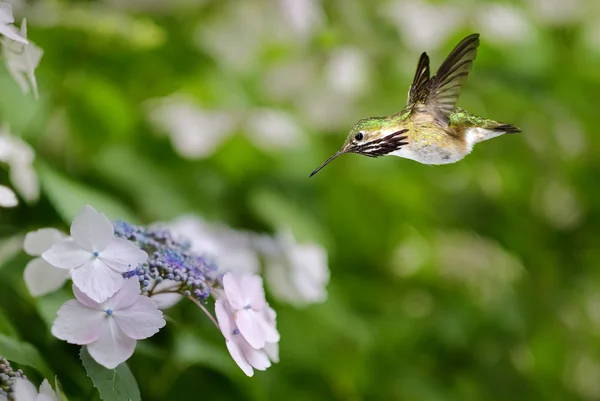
[80,347,141,401]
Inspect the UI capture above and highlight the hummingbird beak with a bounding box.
[309,149,348,177]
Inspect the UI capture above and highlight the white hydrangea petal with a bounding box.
[70,205,114,252]
[0,185,17,207]
[223,273,245,310]
[37,394,56,401]
[87,319,136,369]
[9,161,38,202]
[105,277,140,310]
[215,298,233,341]
[38,379,57,401]
[99,237,148,273]
[51,299,104,344]
[240,274,266,309]
[240,340,271,371]
[114,296,165,340]
[236,309,265,349]
[71,259,124,303]
[42,240,92,270]
[150,292,183,310]
[264,341,279,363]
[257,312,280,343]
[13,378,38,401]
[23,228,63,256]
[0,3,15,24]
[225,339,253,377]
[24,258,70,297]
[72,284,102,309]
[0,24,28,46]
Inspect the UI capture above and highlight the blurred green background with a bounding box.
[1,0,600,400]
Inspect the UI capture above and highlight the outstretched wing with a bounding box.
[411,33,480,127]
[406,52,430,104]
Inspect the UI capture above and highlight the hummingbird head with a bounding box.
[310,117,409,177]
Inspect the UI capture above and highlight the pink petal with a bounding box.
[114,296,165,340]
[0,24,28,44]
[23,257,69,297]
[99,237,147,273]
[71,259,124,303]
[51,299,104,344]
[106,278,140,310]
[87,319,136,369]
[225,339,253,377]
[236,309,265,349]
[13,378,38,401]
[223,273,245,310]
[0,3,15,24]
[70,205,114,252]
[42,240,91,270]
[240,274,266,309]
[23,228,63,256]
[239,338,271,371]
[257,312,280,343]
[215,299,234,340]
[73,284,103,309]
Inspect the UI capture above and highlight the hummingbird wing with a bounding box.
[406,52,430,104]
[411,33,480,127]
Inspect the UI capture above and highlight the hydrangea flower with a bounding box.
[0,3,28,44]
[0,127,39,204]
[215,299,272,377]
[222,273,279,349]
[2,19,43,99]
[42,205,148,303]
[13,377,60,401]
[23,228,70,297]
[52,278,165,369]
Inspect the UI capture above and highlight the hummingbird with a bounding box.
[310,33,520,177]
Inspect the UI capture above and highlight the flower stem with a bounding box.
[187,296,219,329]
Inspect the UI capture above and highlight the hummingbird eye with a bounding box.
[354,132,364,141]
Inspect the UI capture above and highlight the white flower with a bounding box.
[148,278,183,310]
[42,205,148,303]
[215,298,272,377]
[146,95,236,159]
[0,185,17,207]
[0,127,39,204]
[51,278,165,369]
[23,228,70,297]
[13,377,60,401]
[262,229,329,306]
[169,215,259,274]
[222,273,280,349]
[245,109,304,151]
[2,19,43,99]
[0,3,28,44]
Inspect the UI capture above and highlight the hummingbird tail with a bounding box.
[492,123,521,134]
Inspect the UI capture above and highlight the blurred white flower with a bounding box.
[0,126,39,204]
[381,0,463,51]
[169,215,259,274]
[2,19,43,99]
[13,377,60,401]
[277,0,323,40]
[325,47,370,97]
[0,2,28,43]
[52,279,165,369]
[43,205,148,303]
[528,0,582,25]
[476,4,533,44]
[261,229,329,306]
[23,228,70,297]
[0,185,17,207]
[146,95,236,159]
[245,109,304,151]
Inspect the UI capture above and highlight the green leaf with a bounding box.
[172,330,234,377]
[80,347,141,401]
[0,333,52,377]
[0,310,18,338]
[35,289,72,329]
[37,162,138,224]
